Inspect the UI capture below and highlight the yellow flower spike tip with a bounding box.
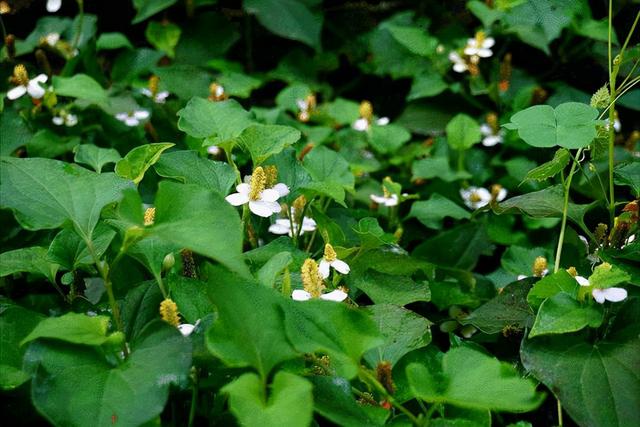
[301,258,325,298]
[0,1,11,15]
[323,243,337,263]
[475,30,486,46]
[159,298,180,327]
[292,195,307,223]
[263,165,278,188]
[143,207,156,226]
[148,75,160,97]
[12,64,29,86]
[533,256,548,278]
[359,100,373,121]
[248,166,267,201]
[566,266,578,277]
[306,94,317,110]
[486,112,499,132]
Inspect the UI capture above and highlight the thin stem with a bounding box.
[607,0,616,226]
[557,399,564,427]
[554,148,583,273]
[225,148,242,185]
[359,368,421,426]
[188,369,198,427]
[71,0,84,51]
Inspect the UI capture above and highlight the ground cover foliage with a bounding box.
[0,0,639,426]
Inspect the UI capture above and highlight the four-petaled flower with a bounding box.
[115,110,150,126]
[460,184,507,210]
[225,166,286,217]
[7,65,48,100]
[352,100,389,131]
[576,275,627,304]
[292,259,348,302]
[269,215,317,237]
[319,243,350,279]
[141,88,170,104]
[464,32,495,58]
[52,111,78,127]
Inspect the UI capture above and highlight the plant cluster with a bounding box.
[0,1,638,426]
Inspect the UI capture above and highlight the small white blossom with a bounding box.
[352,116,389,132]
[319,244,350,279]
[141,88,170,104]
[480,123,504,147]
[449,51,468,73]
[460,187,491,209]
[177,319,200,337]
[44,32,60,47]
[47,0,61,12]
[225,167,287,218]
[370,193,399,207]
[115,110,150,126]
[269,216,316,237]
[464,36,495,58]
[576,275,628,304]
[52,112,78,127]
[7,74,48,100]
[291,289,348,302]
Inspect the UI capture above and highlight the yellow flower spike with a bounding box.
[248,167,266,201]
[486,112,499,132]
[12,64,29,86]
[148,75,160,97]
[263,165,278,188]
[143,207,156,226]
[159,298,180,327]
[323,243,337,263]
[566,266,578,277]
[359,100,373,121]
[301,259,325,298]
[475,30,486,45]
[533,256,548,278]
[0,1,10,14]
[305,94,317,110]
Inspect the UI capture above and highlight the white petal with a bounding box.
[33,74,48,84]
[370,194,387,204]
[448,51,462,62]
[115,112,129,121]
[477,48,493,58]
[260,188,281,203]
[215,85,225,97]
[480,123,493,136]
[141,88,152,97]
[463,47,479,56]
[482,135,502,147]
[453,63,468,73]
[178,324,196,337]
[52,116,64,125]
[296,99,308,110]
[65,114,78,126]
[301,217,317,231]
[207,145,220,155]
[602,287,627,302]
[47,0,62,12]
[7,85,27,100]
[236,183,250,194]
[155,91,170,102]
[272,183,290,197]
[496,188,508,202]
[384,195,399,206]
[376,117,390,126]
[27,81,46,99]
[249,200,280,217]
[575,276,590,287]
[318,259,331,279]
[225,192,249,206]
[124,117,139,126]
[592,288,607,304]
[517,274,527,280]
[292,290,312,301]
[483,38,495,48]
[46,33,60,46]
[331,259,350,275]
[353,118,369,131]
[320,289,348,302]
[268,223,291,235]
[134,110,150,120]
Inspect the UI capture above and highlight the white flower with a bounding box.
[269,216,316,237]
[291,289,348,302]
[52,112,78,127]
[464,35,494,58]
[318,243,350,279]
[177,319,200,337]
[141,88,170,104]
[575,276,628,304]
[7,73,48,100]
[225,166,284,217]
[376,117,390,126]
[207,145,221,156]
[370,193,399,207]
[448,51,468,73]
[353,117,370,131]
[115,110,150,126]
[47,0,61,12]
[480,123,504,147]
[460,186,492,209]
[44,32,60,47]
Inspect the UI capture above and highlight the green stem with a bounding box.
[225,148,242,185]
[553,148,582,273]
[359,368,421,426]
[188,369,198,427]
[557,398,564,427]
[71,0,84,51]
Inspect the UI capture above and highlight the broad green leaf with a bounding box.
[47,224,116,271]
[614,162,640,197]
[467,0,504,28]
[177,97,253,143]
[363,304,432,367]
[237,124,301,165]
[151,182,249,277]
[52,74,108,105]
[385,25,437,56]
[353,217,395,250]
[0,158,131,241]
[524,148,570,181]
[115,143,174,184]
[152,64,211,100]
[446,114,481,151]
[0,247,58,283]
[167,276,213,324]
[529,293,603,338]
[409,194,470,229]
[256,252,292,288]
[21,312,118,346]
[353,271,430,306]
[154,150,236,196]
[27,130,79,159]
[369,124,411,154]
[145,21,181,58]
[500,245,553,277]
[504,102,598,149]
[74,144,122,173]
[111,48,164,83]
[521,298,640,427]
[310,376,387,427]
[244,0,322,49]
[407,346,545,411]
[412,157,471,182]
[218,71,263,98]
[1,109,33,156]
[223,371,313,427]
[127,235,180,283]
[132,0,178,24]
[588,262,631,288]
[408,74,448,100]
[0,302,43,390]
[121,281,163,341]
[462,281,534,334]
[527,270,579,308]
[301,146,354,206]
[25,321,192,427]
[96,32,133,50]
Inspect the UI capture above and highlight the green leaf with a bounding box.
[301,146,354,206]
[354,271,430,306]
[412,157,471,182]
[467,1,504,28]
[407,346,545,411]
[363,304,432,367]
[368,124,411,154]
[115,143,174,184]
[1,109,33,156]
[132,0,178,24]
[237,124,301,165]
[500,245,553,277]
[48,224,116,271]
[529,293,603,338]
[152,64,211,100]
[27,130,80,159]
[408,74,448,100]
[588,263,631,288]
[145,21,181,58]
[217,71,263,98]
[524,148,570,181]
[614,162,640,197]
[223,372,313,427]
[504,102,598,149]
[446,114,481,151]
[96,32,133,50]
[154,150,236,195]
[177,97,253,143]
[0,302,44,390]
[521,298,640,427]
[527,270,579,308]
[0,158,131,240]
[74,144,122,173]
[409,194,470,229]
[25,321,192,427]
[0,247,58,283]
[121,281,163,341]
[385,25,437,56]
[256,252,292,288]
[21,312,117,346]
[151,182,250,277]
[244,0,322,49]
[52,74,108,106]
